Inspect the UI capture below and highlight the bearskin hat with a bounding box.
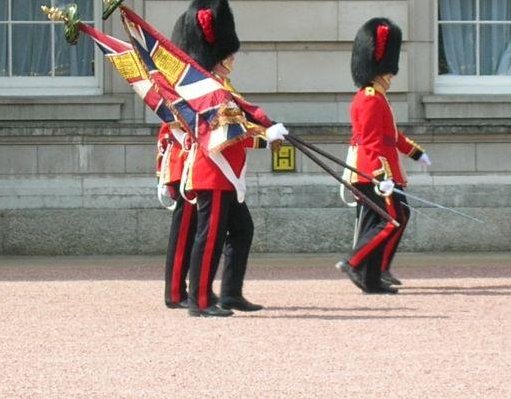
[351,17,402,88]
[171,0,240,71]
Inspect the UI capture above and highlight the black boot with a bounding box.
[188,304,234,317]
[220,296,263,312]
[165,298,189,309]
[365,284,399,295]
[336,259,368,292]
[381,270,402,286]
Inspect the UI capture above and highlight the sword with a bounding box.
[395,189,484,224]
[400,201,444,225]
[287,134,484,225]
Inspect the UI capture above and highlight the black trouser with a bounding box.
[188,190,254,309]
[348,184,409,289]
[164,184,197,305]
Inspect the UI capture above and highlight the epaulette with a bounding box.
[364,86,376,96]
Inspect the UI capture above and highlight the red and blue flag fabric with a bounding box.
[119,6,254,153]
[78,8,275,153]
[77,23,185,129]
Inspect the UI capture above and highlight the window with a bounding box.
[436,0,511,94]
[0,0,102,96]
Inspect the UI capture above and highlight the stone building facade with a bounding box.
[1,0,510,254]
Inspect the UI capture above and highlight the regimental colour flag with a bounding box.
[119,6,252,153]
[77,23,189,130]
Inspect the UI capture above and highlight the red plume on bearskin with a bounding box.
[196,8,216,44]
[171,0,240,71]
[374,24,389,62]
[351,17,402,88]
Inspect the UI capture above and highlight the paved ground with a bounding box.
[0,253,510,399]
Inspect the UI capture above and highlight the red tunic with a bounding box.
[348,86,423,186]
[183,76,268,197]
[186,136,263,192]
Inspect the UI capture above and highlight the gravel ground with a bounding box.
[0,253,510,399]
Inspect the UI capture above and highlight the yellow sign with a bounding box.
[272,145,295,172]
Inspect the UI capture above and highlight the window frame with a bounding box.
[435,0,511,94]
[0,0,103,96]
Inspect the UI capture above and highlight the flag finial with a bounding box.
[102,0,125,20]
[41,4,81,45]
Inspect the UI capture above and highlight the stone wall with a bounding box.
[143,0,415,125]
[1,123,510,254]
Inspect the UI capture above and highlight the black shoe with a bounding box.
[365,284,399,295]
[220,296,263,312]
[211,292,219,305]
[336,260,368,292]
[381,270,402,286]
[188,304,234,317]
[165,298,189,309]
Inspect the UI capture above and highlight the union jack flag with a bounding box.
[119,6,252,153]
[78,23,197,134]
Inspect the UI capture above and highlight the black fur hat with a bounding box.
[351,17,402,88]
[171,0,240,71]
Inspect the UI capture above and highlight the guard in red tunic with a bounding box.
[172,0,287,317]
[156,122,199,309]
[339,17,431,293]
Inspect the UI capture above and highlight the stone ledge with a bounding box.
[422,95,511,120]
[2,122,511,139]
[0,96,126,121]
[2,175,511,210]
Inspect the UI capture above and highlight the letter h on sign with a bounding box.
[272,145,295,172]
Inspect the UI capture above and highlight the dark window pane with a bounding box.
[13,0,47,21]
[13,1,94,22]
[480,0,511,21]
[0,0,7,21]
[439,0,475,21]
[438,24,476,75]
[55,24,95,76]
[480,24,511,75]
[0,24,7,76]
[12,24,51,76]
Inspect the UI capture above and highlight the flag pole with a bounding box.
[102,0,125,20]
[286,135,399,227]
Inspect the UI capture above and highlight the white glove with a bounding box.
[418,153,432,166]
[266,123,288,143]
[375,179,395,197]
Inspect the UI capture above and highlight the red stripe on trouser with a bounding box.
[198,191,222,309]
[381,222,405,271]
[350,197,397,267]
[170,201,194,303]
[381,197,407,271]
